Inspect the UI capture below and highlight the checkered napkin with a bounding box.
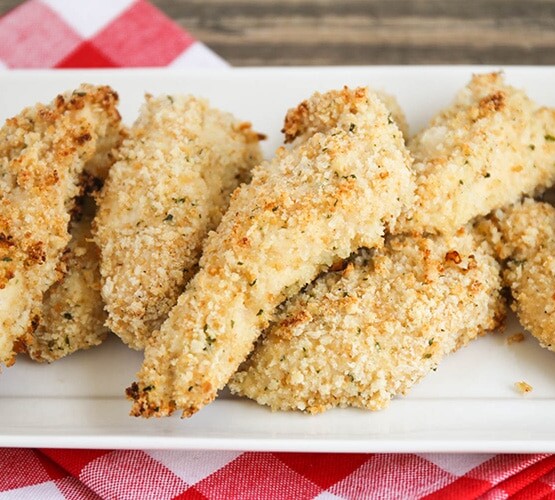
[1,1,555,499]
[0,0,227,68]
[2,450,555,499]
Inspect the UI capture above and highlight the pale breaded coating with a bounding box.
[0,85,121,367]
[25,128,122,362]
[128,86,414,417]
[25,195,109,362]
[375,91,409,140]
[485,199,555,353]
[94,95,263,350]
[282,86,409,142]
[229,228,504,413]
[398,72,555,235]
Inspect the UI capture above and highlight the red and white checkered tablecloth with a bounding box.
[1,1,555,499]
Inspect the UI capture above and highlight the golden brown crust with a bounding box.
[486,199,555,352]
[128,86,414,417]
[398,72,555,234]
[0,84,122,366]
[229,229,504,413]
[25,194,110,363]
[282,86,408,143]
[94,94,263,349]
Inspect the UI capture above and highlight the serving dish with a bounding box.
[1,66,555,452]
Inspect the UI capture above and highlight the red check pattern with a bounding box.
[0,1,554,499]
[2,449,555,499]
[0,0,226,69]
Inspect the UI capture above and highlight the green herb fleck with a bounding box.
[173,197,186,203]
[257,309,263,316]
[65,336,70,346]
[375,342,381,351]
[231,320,235,328]
[204,325,215,346]
[387,113,393,125]
[272,206,279,212]
[1,257,12,262]
[143,385,154,392]
[546,134,555,141]
[63,312,73,320]
[529,144,536,150]
[423,353,432,359]
[163,213,174,222]
[459,179,464,185]
[483,172,491,178]
[237,261,244,266]
[249,279,257,286]
[349,123,356,133]
[167,95,174,103]
[428,338,434,346]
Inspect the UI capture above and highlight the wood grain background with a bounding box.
[2,0,555,65]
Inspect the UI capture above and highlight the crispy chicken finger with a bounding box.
[229,228,504,413]
[483,198,555,352]
[94,95,263,349]
[0,85,121,367]
[283,87,409,142]
[128,86,414,417]
[398,72,555,234]
[25,194,109,362]
[26,121,123,361]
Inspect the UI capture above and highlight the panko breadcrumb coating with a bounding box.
[486,198,555,353]
[282,87,409,143]
[26,125,122,362]
[128,86,414,417]
[94,95,263,349]
[398,72,555,235]
[25,195,109,362]
[0,85,122,367]
[229,228,504,413]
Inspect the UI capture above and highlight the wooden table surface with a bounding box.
[2,0,555,66]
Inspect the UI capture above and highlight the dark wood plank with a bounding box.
[151,0,555,65]
[0,0,21,15]
[2,0,555,65]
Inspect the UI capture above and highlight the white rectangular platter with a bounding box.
[1,66,555,453]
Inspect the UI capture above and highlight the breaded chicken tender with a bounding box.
[229,229,504,413]
[283,87,409,142]
[0,85,121,367]
[398,72,555,234]
[25,195,109,362]
[484,199,555,353]
[128,87,414,417]
[94,95,263,350]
